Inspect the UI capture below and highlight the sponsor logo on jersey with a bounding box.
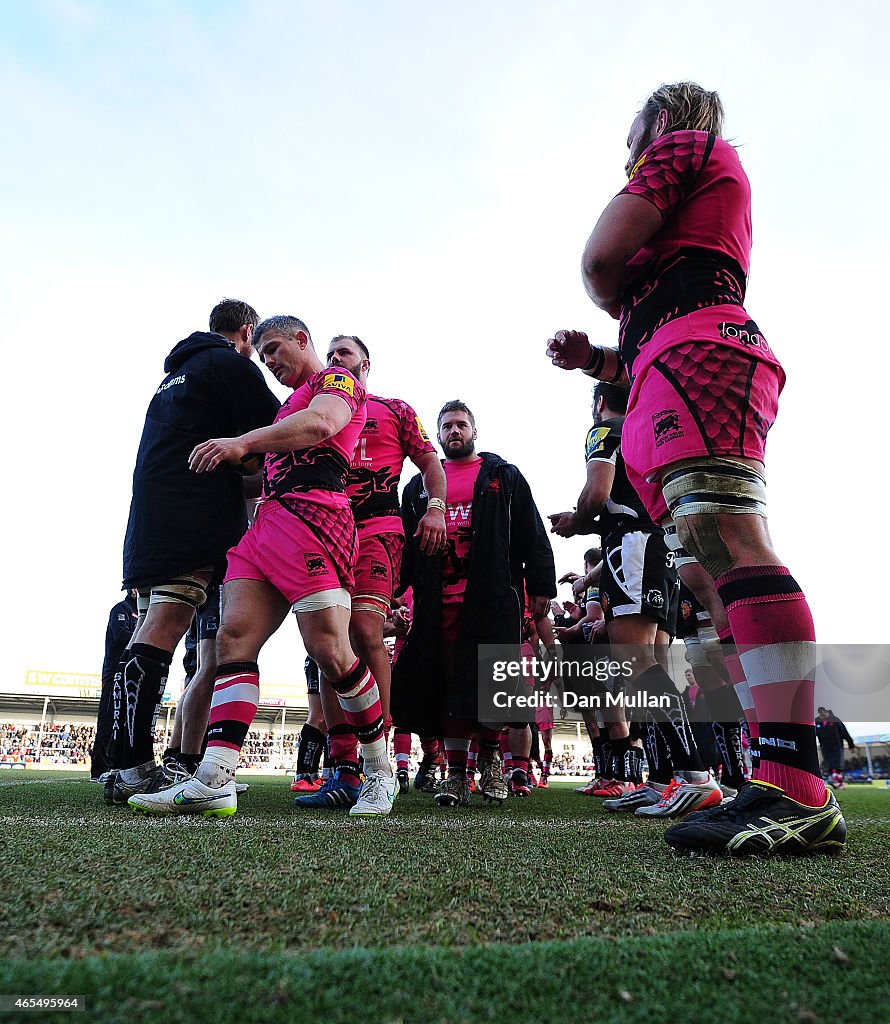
[448,502,472,521]
[416,417,430,442]
[646,589,665,609]
[585,426,611,460]
[717,319,771,353]
[304,552,328,576]
[322,372,356,397]
[364,418,378,433]
[653,409,683,447]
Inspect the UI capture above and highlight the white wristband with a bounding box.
[427,497,446,513]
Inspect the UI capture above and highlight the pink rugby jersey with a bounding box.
[261,368,366,510]
[615,130,780,380]
[346,397,435,538]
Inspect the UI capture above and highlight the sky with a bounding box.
[2,0,888,734]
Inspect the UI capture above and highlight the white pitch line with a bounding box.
[0,776,91,788]
[0,814,633,830]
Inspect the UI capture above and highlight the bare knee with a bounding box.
[348,613,385,663]
[216,622,257,664]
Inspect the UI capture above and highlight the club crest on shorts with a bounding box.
[653,409,683,447]
[646,589,665,609]
[304,552,328,577]
[370,560,388,580]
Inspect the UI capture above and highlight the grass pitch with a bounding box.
[0,774,887,1023]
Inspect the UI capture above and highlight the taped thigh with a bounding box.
[661,458,767,577]
[147,572,212,610]
[292,588,353,613]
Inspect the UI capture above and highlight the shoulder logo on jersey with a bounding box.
[585,426,611,458]
[653,409,683,448]
[415,417,430,442]
[322,372,356,397]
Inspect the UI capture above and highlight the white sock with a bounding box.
[195,747,238,788]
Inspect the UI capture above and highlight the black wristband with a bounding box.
[582,346,606,377]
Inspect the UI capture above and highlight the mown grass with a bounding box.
[0,774,887,1023]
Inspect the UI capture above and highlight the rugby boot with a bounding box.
[665,781,846,855]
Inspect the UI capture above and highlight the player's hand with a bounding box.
[558,571,581,585]
[527,595,550,619]
[189,437,248,473]
[545,330,591,371]
[391,606,411,636]
[415,506,446,556]
[591,616,607,635]
[549,511,577,537]
[572,577,587,600]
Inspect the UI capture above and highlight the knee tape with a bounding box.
[683,635,710,671]
[697,625,722,660]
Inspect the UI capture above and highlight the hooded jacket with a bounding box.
[122,332,280,588]
[391,452,556,734]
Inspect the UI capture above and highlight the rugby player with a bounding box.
[294,335,447,808]
[547,82,844,854]
[392,401,556,808]
[129,315,395,818]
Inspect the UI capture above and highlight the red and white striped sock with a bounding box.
[393,730,412,771]
[717,566,825,806]
[198,662,259,786]
[329,659,389,774]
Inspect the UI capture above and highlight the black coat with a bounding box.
[122,332,280,588]
[392,453,556,734]
[101,593,138,688]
